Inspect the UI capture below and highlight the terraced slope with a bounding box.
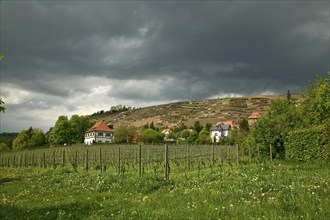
[90,94,301,128]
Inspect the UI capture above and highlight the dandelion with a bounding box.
[142,196,149,203]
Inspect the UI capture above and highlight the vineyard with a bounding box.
[0,144,329,219]
[0,144,272,178]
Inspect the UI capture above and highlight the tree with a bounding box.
[180,129,190,139]
[12,130,30,150]
[300,73,330,125]
[49,116,71,145]
[69,115,91,143]
[28,128,47,148]
[149,121,155,130]
[246,100,300,158]
[239,118,249,133]
[194,121,203,133]
[205,122,212,132]
[0,142,10,152]
[141,129,163,144]
[196,128,211,144]
[12,128,46,150]
[114,125,138,144]
[178,123,187,131]
[0,98,5,113]
[114,125,129,143]
[187,130,199,144]
[287,90,291,104]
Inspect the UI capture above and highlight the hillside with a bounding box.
[90,94,301,128]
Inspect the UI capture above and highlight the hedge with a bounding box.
[285,126,329,162]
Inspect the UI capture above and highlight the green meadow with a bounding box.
[0,161,329,220]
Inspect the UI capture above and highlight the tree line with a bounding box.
[1,72,329,163]
[243,73,329,162]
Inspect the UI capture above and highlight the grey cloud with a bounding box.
[1,1,329,132]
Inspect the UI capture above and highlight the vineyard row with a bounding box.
[0,144,273,179]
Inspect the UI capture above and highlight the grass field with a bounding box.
[0,160,329,219]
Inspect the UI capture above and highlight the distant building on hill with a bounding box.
[84,120,114,145]
[215,120,239,129]
[161,129,172,136]
[248,112,261,126]
[210,122,231,143]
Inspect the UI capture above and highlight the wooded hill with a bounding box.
[90,94,301,128]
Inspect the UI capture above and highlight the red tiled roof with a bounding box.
[87,121,113,132]
[215,120,239,129]
[248,112,261,119]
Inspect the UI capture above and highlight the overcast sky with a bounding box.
[0,1,329,132]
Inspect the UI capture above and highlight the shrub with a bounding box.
[285,126,329,162]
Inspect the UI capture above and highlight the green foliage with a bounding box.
[114,125,138,144]
[205,122,212,132]
[247,100,300,158]
[48,115,93,145]
[300,73,330,125]
[287,90,291,104]
[0,133,18,150]
[187,130,198,144]
[194,121,203,133]
[141,129,163,144]
[285,126,329,162]
[180,129,190,139]
[0,162,329,219]
[239,118,249,132]
[69,115,91,144]
[0,142,9,152]
[244,73,330,161]
[12,128,46,150]
[109,104,130,114]
[196,128,211,144]
[48,116,71,145]
[178,123,187,131]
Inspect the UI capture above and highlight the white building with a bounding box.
[84,120,114,145]
[210,123,230,143]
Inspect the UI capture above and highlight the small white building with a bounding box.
[84,121,114,145]
[210,123,230,143]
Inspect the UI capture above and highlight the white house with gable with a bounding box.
[210,123,231,143]
[84,120,114,145]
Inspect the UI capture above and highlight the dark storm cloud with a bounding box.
[1,1,329,131]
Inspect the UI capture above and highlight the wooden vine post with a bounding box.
[99,148,103,173]
[212,145,215,168]
[53,150,56,169]
[62,150,65,167]
[138,145,142,177]
[164,144,169,180]
[85,149,89,171]
[117,146,121,175]
[43,152,46,169]
[236,144,239,166]
[187,145,190,170]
